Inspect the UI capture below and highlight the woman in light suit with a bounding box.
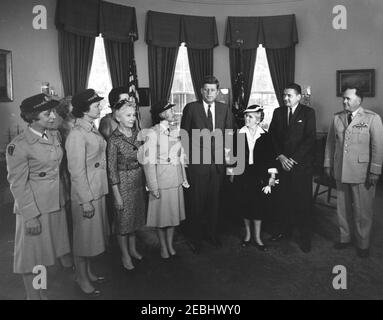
[66,89,109,297]
[6,93,71,299]
[141,101,189,259]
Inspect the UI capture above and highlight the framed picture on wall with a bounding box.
[0,49,13,102]
[336,69,375,97]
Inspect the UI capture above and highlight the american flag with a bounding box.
[128,35,141,130]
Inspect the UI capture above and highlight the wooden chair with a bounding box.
[312,133,336,208]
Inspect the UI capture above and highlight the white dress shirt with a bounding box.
[351,107,361,121]
[287,104,299,125]
[239,125,263,165]
[203,101,215,130]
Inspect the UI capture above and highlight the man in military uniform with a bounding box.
[324,87,383,258]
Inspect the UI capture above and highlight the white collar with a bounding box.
[29,127,47,139]
[352,107,361,118]
[160,121,169,131]
[203,101,215,109]
[239,125,263,136]
[288,103,299,113]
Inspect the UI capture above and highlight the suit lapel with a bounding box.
[215,102,224,130]
[350,107,364,127]
[290,104,303,126]
[340,112,348,128]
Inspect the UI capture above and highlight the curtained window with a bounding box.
[55,0,138,98]
[146,11,218,113]
[225,14,298,111]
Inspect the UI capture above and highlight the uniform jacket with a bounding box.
[140,123,184,191]
[65,118,108,204]
[324,107,383,183]
[6,128,66,220]
[269,103,316,173]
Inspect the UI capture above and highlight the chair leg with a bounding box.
[313,183,320,202]
[327,187,332,203]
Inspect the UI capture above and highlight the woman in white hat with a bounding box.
[229,105,278,251]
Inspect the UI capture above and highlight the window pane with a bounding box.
[248,45,279,130]
[87,36,113,126]
[170,44,196,118]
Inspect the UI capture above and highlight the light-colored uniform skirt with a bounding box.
[72,196,109,257]
[14,208,70,274]
[146,185,186,228]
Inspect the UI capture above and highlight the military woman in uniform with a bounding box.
[6,94,71,300]
[65,89,109,297]
[142,101,189,259]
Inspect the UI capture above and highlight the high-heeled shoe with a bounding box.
[90,276,106,284]
[253,241,268,252]
[241,239,251,247]
[132,256,144,263]
[121,258,135,272]
[74,282,101,298]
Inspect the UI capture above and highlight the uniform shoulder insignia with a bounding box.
[7,144,16,156]
[364,109,377,115]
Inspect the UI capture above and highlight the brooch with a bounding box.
[353,122,368,128]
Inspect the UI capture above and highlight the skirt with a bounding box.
[14,208,70,274]
[236,166,268,220]
[72,196,110,257]
[146,185,186,228]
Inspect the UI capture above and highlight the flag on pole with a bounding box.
[128,35,141,130]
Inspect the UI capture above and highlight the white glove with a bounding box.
[182,180,190,188]
[262,179,279,194]
[262,186,272,194]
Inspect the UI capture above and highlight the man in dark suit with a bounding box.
[268,83,316,253]
[181,75,235,252]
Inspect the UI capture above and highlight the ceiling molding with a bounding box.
[169,0,304,5]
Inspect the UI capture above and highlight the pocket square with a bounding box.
[298,120,303,123]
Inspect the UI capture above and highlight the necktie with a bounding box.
[288,107,293,126]
[347,112,352,125]
[207,105,213,131]
[41,130,48,140]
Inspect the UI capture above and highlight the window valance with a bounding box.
[145,10,218,49]
[225,14,298,49]
[55,0,138,42]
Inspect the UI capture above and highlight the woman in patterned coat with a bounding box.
[107,100,146,271]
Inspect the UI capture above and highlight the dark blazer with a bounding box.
[181,100,236,174]
[269,103,316,172]
[242,128,278,180]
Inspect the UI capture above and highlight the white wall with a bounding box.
[1,0,382,151]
